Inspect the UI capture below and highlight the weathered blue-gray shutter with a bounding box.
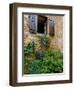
[29,15,37,33]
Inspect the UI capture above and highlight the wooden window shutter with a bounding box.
[49,20,55,36]
[29,15,37,34]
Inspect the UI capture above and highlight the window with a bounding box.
[29,15,55,36]
[37,15,47,34]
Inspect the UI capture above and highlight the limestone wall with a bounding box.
[48,15,63,51]
[24,15,63,52]
[24,15,29,32]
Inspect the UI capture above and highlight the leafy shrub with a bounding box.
[24,49,63,74]
[29,60,42,74]
[35,51,45,60]
[24,40,35,56]
[44,49,63,60]
[39,35,51,50]
[29,58,63,74]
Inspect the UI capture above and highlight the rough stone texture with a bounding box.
[24,15,29,32]
[48,15,63,51]
[24,15,63,52]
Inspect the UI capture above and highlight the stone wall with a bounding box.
[24,15,29,32]
[48,15,63,51]
[24,15,63,52]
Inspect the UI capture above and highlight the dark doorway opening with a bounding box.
[38,15,47,34]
